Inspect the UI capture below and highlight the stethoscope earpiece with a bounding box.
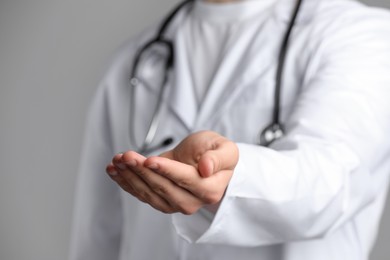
[258,123,285,147]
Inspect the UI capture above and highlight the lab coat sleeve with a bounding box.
[172,11,390,246]
[69,83,122,260]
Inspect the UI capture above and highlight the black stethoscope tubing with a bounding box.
[129,0,303,154]
[260,0,303,146]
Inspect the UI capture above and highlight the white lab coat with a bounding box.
[69,0,390,259]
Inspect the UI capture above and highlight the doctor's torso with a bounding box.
[72,1,390,260]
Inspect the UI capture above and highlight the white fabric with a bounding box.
[69,0,390,260]
[184,0,275,106]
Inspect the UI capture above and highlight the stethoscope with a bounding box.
[129,0,303,154]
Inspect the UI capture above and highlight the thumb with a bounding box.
[198,140,239,178]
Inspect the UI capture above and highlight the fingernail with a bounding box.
[147,163,158,170]
[125,160,137,167]
[107,170,118,177]
[116,163,126,170]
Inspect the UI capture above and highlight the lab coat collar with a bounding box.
[273,0,320,24]
[167,32,198,131]
[194,41,275,130]
[163,0,319,131]
[167,22,275,131]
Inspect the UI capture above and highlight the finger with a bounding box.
[159,150,174,160]
[143,156,201,185]
[107,163,138,194]
[106,163,136,194]
[113,151,146,169]
[190,169,234,204]
[123,153,203,215]
[144,156,202,192]
[110,153,126,172]
[106,163,118,177]
[110,160,177,214]
[110,152,177,213]
[106,163,133,193]
[171,131,218,168]
[145,156,234,205]
[198,138,239,177]
[121,171,176,214]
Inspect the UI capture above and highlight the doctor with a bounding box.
[70,0,390,260]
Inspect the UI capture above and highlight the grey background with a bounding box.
[0,0,389,259]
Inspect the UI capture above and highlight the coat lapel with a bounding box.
[164,0,318,131]
[194,0,319,129]
[194,20,277,129]
[166,23,198,132]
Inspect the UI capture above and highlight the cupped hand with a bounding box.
[106,131,239,215]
